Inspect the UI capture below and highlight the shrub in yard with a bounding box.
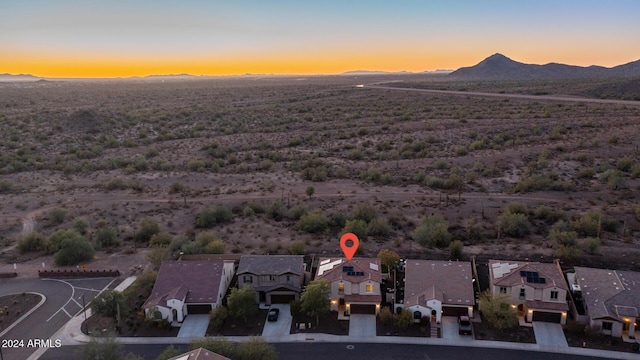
[378,307,393,325]
[209,306,229,331]
[497,212,530,238]
[90,290,128,319]
[449,240,463,260]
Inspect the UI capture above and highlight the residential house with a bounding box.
[143,260,235,325]
[404,260,475,324]
[316,257,382,315]
[167,347,230,360]
[489,259,569,325]
[573,266,639,339]
[237,255,304,305]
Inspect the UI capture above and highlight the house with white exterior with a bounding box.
[403,260,475,324]
[316,257,382,315]
[489,259,569,325]
[237,255,305,305]
[143,260,235,325]
[573,266,639,340]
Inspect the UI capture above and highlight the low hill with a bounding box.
[0,73,41,82]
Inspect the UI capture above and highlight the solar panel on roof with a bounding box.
[343,266,353,272]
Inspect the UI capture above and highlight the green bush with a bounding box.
[288,240,306,255]
[341,219,368,240]
[366,217,391,237]
[72,217,90,235]
[449,240,463,260]
[351,202,376,223]
[54,233,95,266]
[497,212,530,238]
[505,202,529,215]
[209,306,228,331]
[149,232,173,247]
[616,157,635,172]
[571,212,600,237]
[0,179,14,193]
[330,212,347,228]
[90,290,128,319]
[95,226,118,248]
[287,205,309,221]
[533,205,565,223]
[267,201,287,221]
[134,216,160,244]
[411,215,450,247]
[18,232,46,253]
[48,208,68,225]
[196,206,233,228]
[298,209,328,233]
[582,237,601,254]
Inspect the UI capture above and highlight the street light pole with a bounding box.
[81,294,87,334]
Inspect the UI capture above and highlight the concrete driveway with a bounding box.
[349,314,376,337]
[262,304,292,337]
[178,314,210,337]
[441,316,475,342]
[533,321,568,347]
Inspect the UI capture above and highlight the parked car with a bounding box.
[268,308,280,322]
[458,315,472,335]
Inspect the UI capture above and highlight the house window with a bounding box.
[550,291,558,300]
[602,322,613,331]
[269,275,276,281]
[499,287,507,294]
[286,275,291,282]
[519,288,526,299]
[338,283,344,294]
[366,284,374,293]
[243,275,252,284]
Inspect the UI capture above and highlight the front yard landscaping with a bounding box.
[472,321,535,343]
[290,311,349,335]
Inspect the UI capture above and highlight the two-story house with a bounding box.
[236,255,304,305]
[573,266,639,339]
[404,260,475,324]
[316,257,382,315]
[143,260,235,325]
[489,259,569,325]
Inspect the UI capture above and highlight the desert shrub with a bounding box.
[449,240,463,260]
[631,164,640,179]
[46,229,78,254]
[330,212,347,228]
[196,206,233,228]
[351,202,376,223]
[425,176,445,189]
[599,169,625,190]
[134,216,160,244]
[411,214,450,248]
[464,218,484,242]
[366,217,391,237]
[95,226,118,248]
[65,217,86,236]
[505,202,529,215]
[267,201,287,221]
[105,177,128,191]
[18,232,46,253]
[209,306,228,331]
[48,207,68,225]
[287,205,309,221]
[149,232,173,247]
[497,212,530,238]
[434,160,449,169]
[187,158,207,172]
[0,179,14,193]
[512,174,550,192]
[90,290,128,319]
[360,167,382,183]
[582,237,601,254]
[298,209,328,233]
[577,168,596,179]
[380,173,393,185]
[555,244,581,261]
[346,148,364,160]
[571,212,600,237]
[550,222,578,248]
[378,307,393,325]
[54,233,95,266]
[146,246,171,268]
[168,182,186,194]
[288,240,306,255]
[533,205,565,223]
[341,219,368,240]
[616,157,635,172]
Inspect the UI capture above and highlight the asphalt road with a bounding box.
[38,342,608,360]
[0,277,115,360]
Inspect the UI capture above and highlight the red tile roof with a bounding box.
[316,257,382,283]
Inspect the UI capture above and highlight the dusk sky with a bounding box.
[2,0,639,78]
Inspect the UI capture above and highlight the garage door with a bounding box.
[270,294,296,304]
[350,304,376,315]
[442,306,469,317]
[532,311,562,323]
[187,304,213,314]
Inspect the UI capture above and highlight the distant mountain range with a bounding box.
[449,53,640,80]
[0,73,41,82]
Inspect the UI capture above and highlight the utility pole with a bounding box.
[81,294,88,334]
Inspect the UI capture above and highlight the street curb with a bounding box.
[0,292,46,338]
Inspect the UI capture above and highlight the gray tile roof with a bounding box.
[237,255,304,276]
[575,267,640,321]
[404,260,475,307]
[489,259,568,291]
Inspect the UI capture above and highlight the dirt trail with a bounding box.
[367,84,640,106]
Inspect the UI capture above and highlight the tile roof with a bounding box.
[404,260,475,307]
[237,255,304,276]
[489,259,568,291]
[526,299,568,312]
[316,257,382,283]
[144,260,225,309]
[574,267,640,321]
[169,347,230,360]
[345,294,382,303]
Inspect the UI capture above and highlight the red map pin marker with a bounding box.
[340,232,359,261]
